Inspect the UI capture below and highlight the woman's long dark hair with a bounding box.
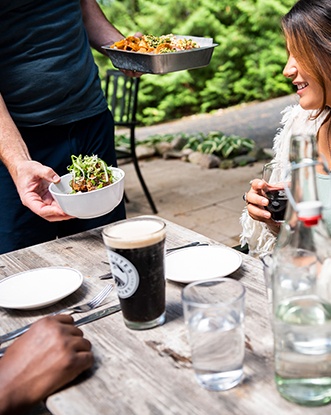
[282,0,331,124]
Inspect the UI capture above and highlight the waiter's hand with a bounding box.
[14,160,73,221]
[119,32,144,78]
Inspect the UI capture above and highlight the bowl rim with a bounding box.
[49,167,125,197]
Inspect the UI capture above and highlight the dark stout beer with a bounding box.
[103,217,166,330]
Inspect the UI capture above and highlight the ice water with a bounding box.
[189,311,244,391]
[274,295,331,406]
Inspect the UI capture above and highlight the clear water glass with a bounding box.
[182,278,245,391]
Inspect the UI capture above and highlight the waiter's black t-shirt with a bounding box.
[0,0,107,127]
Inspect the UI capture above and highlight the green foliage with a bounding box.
[116,131,255,159]
[96,0,295,125]
[182,132,255,158]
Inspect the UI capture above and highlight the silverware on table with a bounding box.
[74,303,121,327]
[99,272,112,280]
[0,303,121,357]
[166,241,209,253]
[0,284,113,344]
[56,283,114,314]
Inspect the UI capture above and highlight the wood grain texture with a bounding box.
[0,218,328,415]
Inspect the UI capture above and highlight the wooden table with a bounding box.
[0,218,328,415]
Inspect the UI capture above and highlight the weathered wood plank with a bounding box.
[0,218,328,414]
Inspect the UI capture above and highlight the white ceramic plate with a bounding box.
[165,246,242,283]
[0,267,83,310]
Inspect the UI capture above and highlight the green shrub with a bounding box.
[96,0,294,125]
[116,131,255,159]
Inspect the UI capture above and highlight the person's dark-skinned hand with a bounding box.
[245,178,282,235]
[0,314,93,415]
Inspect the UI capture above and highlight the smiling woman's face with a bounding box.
[283,45,331,110]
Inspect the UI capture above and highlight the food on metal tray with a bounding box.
[110,34,200,54]
[67,154,115,193]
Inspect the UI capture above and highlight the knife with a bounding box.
[0,304,121,346]
[166,241,209,253]
[0,303,121,357]
[74,303,121,327]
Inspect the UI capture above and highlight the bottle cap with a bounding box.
[297,201,322,226]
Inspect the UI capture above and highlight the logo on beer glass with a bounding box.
[107,251,139,298]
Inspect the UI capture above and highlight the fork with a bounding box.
[0,283,113,344]
[55,283,113,314]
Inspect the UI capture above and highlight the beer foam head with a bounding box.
[103,216,166,249]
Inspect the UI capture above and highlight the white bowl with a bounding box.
[49,167,125,219]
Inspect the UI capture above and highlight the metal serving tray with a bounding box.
[102,35,218,75]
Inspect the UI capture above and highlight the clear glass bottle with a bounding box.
[272,134,331,406]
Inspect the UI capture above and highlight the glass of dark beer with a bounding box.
[262,161,290,222]
[102,216,166,330]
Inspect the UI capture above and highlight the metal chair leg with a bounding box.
[129,124,157,214]
[132,152,158,214]
[105,69,158,214]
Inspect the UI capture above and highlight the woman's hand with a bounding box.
[244,178,281,234]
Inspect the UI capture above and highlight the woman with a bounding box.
[240,0,331,257]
